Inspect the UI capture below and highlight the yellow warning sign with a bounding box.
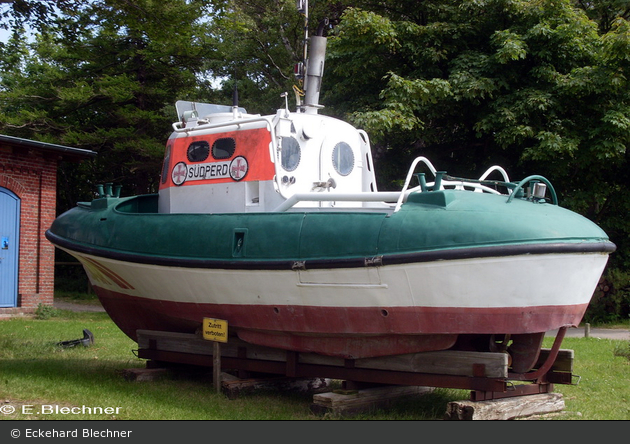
[202,318,228,343]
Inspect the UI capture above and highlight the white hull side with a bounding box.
[71,249,607,310]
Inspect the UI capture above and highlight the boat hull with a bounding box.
[57,246,608,359]
[46,190,615,359]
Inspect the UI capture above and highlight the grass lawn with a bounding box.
[1,305,628,420]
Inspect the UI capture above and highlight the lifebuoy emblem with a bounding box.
[172,161,187,186]
[229,156,248,181]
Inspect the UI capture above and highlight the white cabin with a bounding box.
[158,101,379,214]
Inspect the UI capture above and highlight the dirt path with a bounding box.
[547,327,630,340]
[53,299,105,312]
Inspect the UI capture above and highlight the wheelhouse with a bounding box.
[158,101,378,214]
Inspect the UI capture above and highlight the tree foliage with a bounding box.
[206,0,307,113]
[0,0,628,274]
[323,0,630,269]
[0,0,219,208]
[206,0,344,114]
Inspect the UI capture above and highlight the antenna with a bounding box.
[298,0,308,68]
[295,1,327,113]
[232,70,240,118]
[281,92,290,117]
[294,1,309,111]
[232,80,239,108]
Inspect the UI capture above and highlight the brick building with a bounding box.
[0,134,95,316]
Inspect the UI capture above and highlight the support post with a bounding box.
[213,342,221,394]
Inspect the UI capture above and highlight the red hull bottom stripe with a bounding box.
[95,288,588,359]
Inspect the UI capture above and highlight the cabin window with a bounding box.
[161,145,171,184]
[212,137,236,159]
[332,142,354,176]
[281,136,301,172]
[187,141,210,162]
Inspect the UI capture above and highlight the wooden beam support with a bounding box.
[311,385,435,417]
[134,329,571,409]
[137,330,508,378]
[444,393,565,420]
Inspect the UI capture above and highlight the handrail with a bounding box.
[172,113,283,198]
[272,192,402,212]
[479,165,510,182]
[172,115,273,133]
[506,175,558,205]
[273,174,557,212]
[394,157,437,212]
[406,181,505,196]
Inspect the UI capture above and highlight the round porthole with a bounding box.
[332,142,354,176]
[281,137,301,172]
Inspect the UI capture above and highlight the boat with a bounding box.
[46,7,615,374]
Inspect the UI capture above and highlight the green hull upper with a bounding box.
[47,189,614,268]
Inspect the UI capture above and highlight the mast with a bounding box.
[296,0,327,114]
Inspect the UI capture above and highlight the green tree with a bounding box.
[324,0,629,269]
[0,0,220,209]
[1,0,627,317]
[0,0,79,33]
[207,0,325,114]
[575,0,630,32]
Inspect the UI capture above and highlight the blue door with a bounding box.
[0,187,20,307]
